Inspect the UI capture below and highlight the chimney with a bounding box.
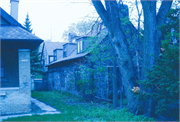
[68,33,77,43]
[10,0,19,21]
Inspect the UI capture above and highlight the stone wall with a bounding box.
[46,35,122,100]
[47,63,79,96]
[0,49,31,115]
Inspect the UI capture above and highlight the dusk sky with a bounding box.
[1,0,98,42]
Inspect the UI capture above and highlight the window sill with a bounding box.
[0,87,20,91]
[0,91,6,96]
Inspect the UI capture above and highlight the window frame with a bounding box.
[54,50,57,61]
[63,46,67,58]
[0,55,5,78]
[77,40,83,54]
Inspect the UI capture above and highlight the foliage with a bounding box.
[23,13,42,77]
[30,48,43,76]
[74,33,116,100]
[138,9,179,120]
[4,91,155,121]
[23,13,33,33]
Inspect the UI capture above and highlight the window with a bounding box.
[54,50,57,61]
[49,55,54,63]
[77,41,83,53]
[80,41,83,51]
[63,46,67,57]
[0,56,5,78]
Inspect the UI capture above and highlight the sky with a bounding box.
[1,0,98,42]
[1,0,178,42]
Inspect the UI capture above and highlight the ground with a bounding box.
[4,91,155,121]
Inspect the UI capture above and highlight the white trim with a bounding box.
[0,87,19,91]
[18,49,30,52]
[0,91,6,96]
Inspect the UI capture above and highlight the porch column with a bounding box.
[18,49,31,112]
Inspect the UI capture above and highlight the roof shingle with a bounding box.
[0,26,42,41]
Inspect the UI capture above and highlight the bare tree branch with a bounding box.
[156,0,173,26]
[91,0,110,30]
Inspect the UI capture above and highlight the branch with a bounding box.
[91,0,111,30]
[156,0,173,26]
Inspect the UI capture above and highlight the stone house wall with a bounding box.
[46,36,122,99]
[0,49,31,115]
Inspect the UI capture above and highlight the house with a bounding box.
[0,0,43,115]
[41,41,67,90]
[41,41,66,72]
[44,28,122,100]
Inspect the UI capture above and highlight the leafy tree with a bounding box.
[23,13,42,77]
[74,33,118,102]
[91,0,173,117]
[138,9,179,121]
[23,13,33,33]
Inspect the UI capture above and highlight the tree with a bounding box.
[140,0,173,117]
[62,19,96,40]
[75,33,117,102]
[23,13,42,77]
[138,8,179,121]
[30,48,43,77]
[91,0,173,117]
[23,13,33,33]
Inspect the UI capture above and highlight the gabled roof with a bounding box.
[0,7,43,49]
[47,28,108,67]
[48,49,88,66]
[44,41,67,55]
[0,7,21,26]
[0,26,43,41]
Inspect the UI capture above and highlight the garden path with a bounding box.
[0,98,61,121]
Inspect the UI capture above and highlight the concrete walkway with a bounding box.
[0,98,61,121]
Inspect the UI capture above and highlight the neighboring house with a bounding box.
[44,28,122,100]
[41,41,66,72]
[41,41,66,90]
[0,0,43,115]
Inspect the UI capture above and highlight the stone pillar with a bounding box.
[18,49,31,112]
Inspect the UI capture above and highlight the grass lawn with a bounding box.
[4,91,155,121]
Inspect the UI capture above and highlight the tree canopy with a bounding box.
[23,13,33,33]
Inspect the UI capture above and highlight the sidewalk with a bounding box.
[0,98,61,121]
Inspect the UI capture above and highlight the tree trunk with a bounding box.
[113,61,118,108]
[91,0,139,113]
[140,0,173,117]
[91,0,172,116]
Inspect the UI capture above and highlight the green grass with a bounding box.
[4,91,155,121]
